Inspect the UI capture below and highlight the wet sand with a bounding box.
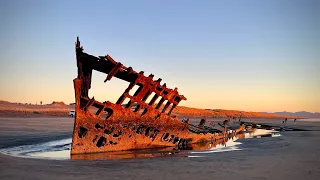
[0,117,319,180]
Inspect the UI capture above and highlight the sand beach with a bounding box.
[0,117,319,180]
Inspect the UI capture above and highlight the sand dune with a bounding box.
[172,106,291,118]
[0,101,73,117]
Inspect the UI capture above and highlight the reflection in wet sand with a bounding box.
[71,138,232,160]
[71,147,181,160]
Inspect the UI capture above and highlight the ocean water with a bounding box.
[296,118,320,122]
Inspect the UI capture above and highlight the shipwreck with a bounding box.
[71,37,245,155]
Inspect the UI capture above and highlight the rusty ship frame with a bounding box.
[71,37,245,155]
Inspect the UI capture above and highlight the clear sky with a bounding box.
[0,0,319,112]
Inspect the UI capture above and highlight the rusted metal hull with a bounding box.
[71,134,244,160]
[71,37,244,155]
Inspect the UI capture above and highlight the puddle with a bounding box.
[0,138,72,160]
[0,128,281,160]
[187,128,280,158]
[244,129,280,138]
